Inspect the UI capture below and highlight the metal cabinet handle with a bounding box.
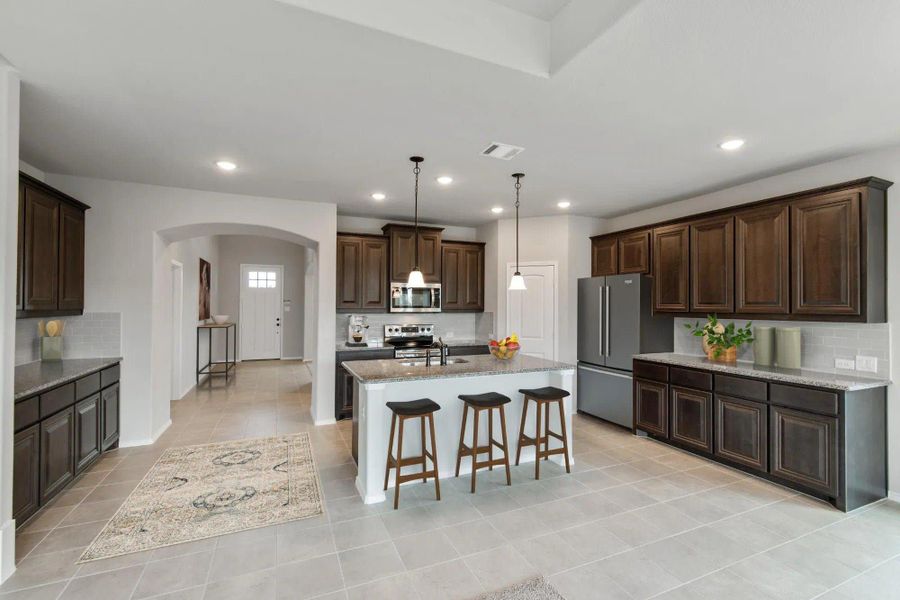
[604,286,610,357]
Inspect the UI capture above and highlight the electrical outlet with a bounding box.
[855,355,878,373]
[834,358,855,370]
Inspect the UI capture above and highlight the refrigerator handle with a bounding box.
[604,285,611,357]
[598,283,604,357]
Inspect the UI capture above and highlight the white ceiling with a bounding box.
[486,0,571,21]
[2,0,900,226]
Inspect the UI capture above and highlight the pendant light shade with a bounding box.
[407,156,425,287]
[508,172,526,291]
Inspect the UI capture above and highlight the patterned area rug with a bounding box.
[474,577,566,600]
[79,433,324,562]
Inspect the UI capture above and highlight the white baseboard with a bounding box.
[314,417,337,426]
[281,356,304,361]
[0,519,16,583]
[153,419,172,441]
[889,490,900,503]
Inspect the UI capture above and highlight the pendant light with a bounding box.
[508,172,527,291]
[407,156,426,287]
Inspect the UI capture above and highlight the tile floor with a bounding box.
[3,360,899,600]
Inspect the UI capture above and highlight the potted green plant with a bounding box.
[684,315,754,363]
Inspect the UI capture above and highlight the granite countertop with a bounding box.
[634,352,889,392]
[15,358,122,401]
[342,354,573,384]
[336,338,489,352]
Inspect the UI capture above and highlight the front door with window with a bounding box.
[240,265,283,360]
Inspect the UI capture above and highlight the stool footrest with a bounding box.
[395,469,439,485]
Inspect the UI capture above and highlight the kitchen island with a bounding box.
[342,354,575,504]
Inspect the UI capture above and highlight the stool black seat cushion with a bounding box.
[458,392,511,408]
[518,386,570,400]
[386,398,441,415]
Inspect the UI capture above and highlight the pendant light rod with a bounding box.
[513,172,524,274]
[407,156,425,287]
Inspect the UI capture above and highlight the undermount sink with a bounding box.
[398,358,469,367]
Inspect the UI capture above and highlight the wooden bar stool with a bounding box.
[515,387,571,480]
[384,399,441,510]
[455,392,512,493]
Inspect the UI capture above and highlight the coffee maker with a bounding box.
[346,314,370,347]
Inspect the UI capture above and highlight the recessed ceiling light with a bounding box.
[436,176,453,185]
[718,139,745,151]
[557,200,571,209]
[216,160,237,171]
[371,192,386,201]
[491,207,504,214]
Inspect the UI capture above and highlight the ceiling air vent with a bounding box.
[481,142,524,160]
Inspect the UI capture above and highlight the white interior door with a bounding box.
[506,263,557,360]
[240,265,283,360]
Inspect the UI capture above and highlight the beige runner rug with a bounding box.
[79,433,324,562]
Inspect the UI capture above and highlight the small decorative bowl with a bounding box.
[489,345,519,360]
[212,315,230,325]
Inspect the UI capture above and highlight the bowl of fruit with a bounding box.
[489,334,520,360]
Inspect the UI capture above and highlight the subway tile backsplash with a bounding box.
[336,312,494,344]
[673,318,891,380]
[16,312,122,365]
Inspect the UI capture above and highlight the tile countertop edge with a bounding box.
[343,355,574,385]
[15,357,123,401]
[633,352,890,392]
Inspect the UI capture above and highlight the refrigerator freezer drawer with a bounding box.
[577,363,633,429]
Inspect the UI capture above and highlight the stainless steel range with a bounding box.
[384,324,435,358]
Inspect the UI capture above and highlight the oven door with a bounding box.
[390,283,441,312]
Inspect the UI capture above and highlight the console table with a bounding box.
[197,322,237,384]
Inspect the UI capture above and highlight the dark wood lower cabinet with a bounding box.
[40,407,75,504]
[770,405,838,496]
[670,386,712,452]
[100,383,120,451]
[715,394,767,470]
[633,379,668,437]
[75,394,101,473]
[13,425,40,523]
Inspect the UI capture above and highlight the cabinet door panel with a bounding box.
[715,394,767,470]
[690,216,734,312]
[634,379,668,437]
[441,246,463,309]
[770,405,838,495]
[58,204,85,311]
[24,186,60,311]
[390,229,416,283]
[671,386,712,452]
[336,237,362,310]
[463,246,484,309]
[75,394,101,473]
[14,424,40,523]
[791,191,861,315]
[418,231,442,283]
[618,231,650,274]
[591,237,617,276]
[101,384,120,450]
[653,224,690,312]
[735,204,790,314]
[40,407,75,504]
[361,238,388,309]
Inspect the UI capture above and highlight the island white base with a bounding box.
[355,368,575,504]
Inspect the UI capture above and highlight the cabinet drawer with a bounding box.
[15,397,40,432]
[40,383,75,418]
[101,364,120,388]
[714,374,766,402]
[769,384,838,416]
[76,372,101,400]
[670,367,712,391]
[633,361,668,383]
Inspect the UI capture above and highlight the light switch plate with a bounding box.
[835,358,855,370]
[856,355,878,373]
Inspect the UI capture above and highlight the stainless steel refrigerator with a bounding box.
[577,275,673,428]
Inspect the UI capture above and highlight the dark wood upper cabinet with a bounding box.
[442,241,485,311]
[652,223,690,312]
[591,236,617,276]
[18,174,90,318]
[735,203,790,314]
[690,215,734,312]
[618,230,650,274]
[791,190,860,316]
[336,234,388,312]
[382,224,443,284]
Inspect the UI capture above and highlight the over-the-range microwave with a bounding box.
[389,282,441,313]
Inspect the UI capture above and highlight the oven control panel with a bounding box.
[384,324,434,338]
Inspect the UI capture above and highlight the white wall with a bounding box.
[337,215,479,242]
[0,54,20,584]
[605,142,900,498]
[165,235,219,398]
[43,175,338,446]
[217,235,308,360]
